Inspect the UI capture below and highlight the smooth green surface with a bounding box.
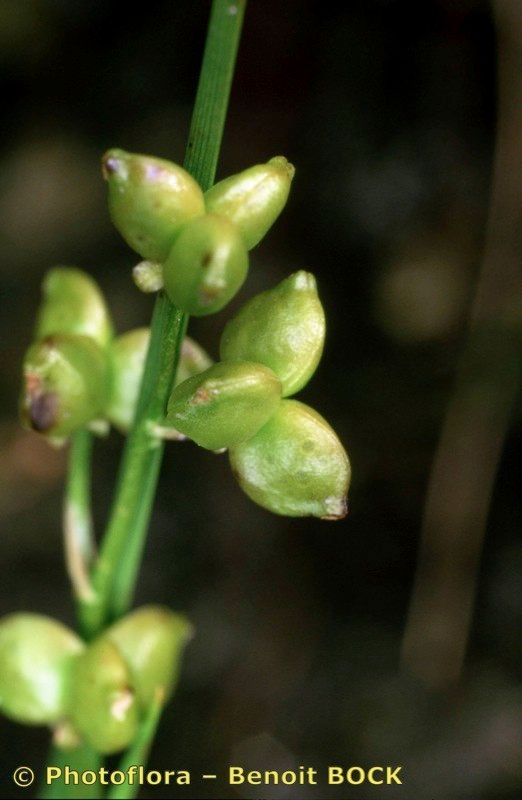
[107,690,165,800]
[107,328,151,433]
[36,266,113,347]
[183,0,247,193]
[21,334,109,438]
[103,149,205,261]
[65,429,96,614]
[104,606,193,707]
[163,213,248,316]
[107,330,214,433]
[0,614,83,725]
[167,360,282,450]
[176,335,213,383]
[230,399,350,519]
[40,742,102,799]
[221,270,326,396]
[205,155,294,249]
[82,0,246,635]
[69,638,139,755]
[65,430,94,567]
[79,296,186,635]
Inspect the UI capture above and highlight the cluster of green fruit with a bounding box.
[103,148,294,315]
[167,270,350,519]
[20,150,350,519]
[0,608,191,754]
[20,264,212,437]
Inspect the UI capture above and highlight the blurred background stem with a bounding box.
[400,0,522,691]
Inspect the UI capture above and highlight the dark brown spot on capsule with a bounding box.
[198,280,221,306]
[39,335,58,353]
[192,387,212,405]
[29,392,59,432]
[201,252,212,268]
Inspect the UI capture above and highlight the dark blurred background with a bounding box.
[1,1,521,798]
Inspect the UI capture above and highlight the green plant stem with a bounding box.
[64,430,96,616]
[78,0,246,639]
[106,690,165,800]
[39,742,101,799]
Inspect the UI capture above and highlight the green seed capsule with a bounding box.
[102,148,205,261]
[107,328,149,433]
[103,606,193,708]
[220,271,325,396]
[163,214,248,316]
[0,614,83,726]
[69,639,138,755]
[21,335,109,438]
[229,400,350,519]
[107,330,212,433]
[166,361,282,450]
[205,156,295,250]
[176,336,213,385]
[35,267,113,347]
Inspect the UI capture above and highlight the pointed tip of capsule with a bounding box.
[320,496,349,521]
[101,148,127,180]
[268,155,295,181]
[286,270,317,292]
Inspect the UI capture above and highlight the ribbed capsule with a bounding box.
[102,149,205,261]
[21,334,109,439]
[68,639,139,755]
[204,156,295,250]
[103,606,193,708]
[166,361,282,450]
[0,614,83,725]
[107,330,212,433]
[229,400,350,519]
[35,267,113,347]
[163,214,248,316]
[220,271,325,396]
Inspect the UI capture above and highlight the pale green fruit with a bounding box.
[230,400,350,519]
[21,334,109,438]
[35,267,113,347]
[103,606,193,707]
[166,361,282,450]
[220,271,325,396]
[0,614,83,725]
[163,214,248,316]
[69,639,139,755]
[205,156,295,249]
[176,336,213,384]
[102,149,205,261]
[107,327,150,433]
[107,330,212,433]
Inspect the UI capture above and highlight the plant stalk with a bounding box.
[64,429,96,613]
[41,3,246,796]
[78,0,246,638]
